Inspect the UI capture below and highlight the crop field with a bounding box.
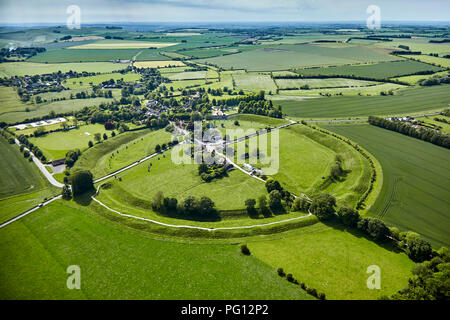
[249,221,414,300]
[196,44,399,71]
[274,78,378,90]
[168,71,210,80]
[0,97,116,123]
[180,48,239,59]
[29,124,111,160]
[0,137,58,224]
[134,60,185,68]
[390,71,449,85]
[275,83,407,97]
[67,40,178,49]
[0,86,30,115]
[28,49,142,63]
[233,73,277,92]
[296,60,443,80]
[278,84,450,119]
[0,201,311,299]
[0,62,129,77]
[373,39,450,55]
[321,123,450,248]
[401,55,450,68]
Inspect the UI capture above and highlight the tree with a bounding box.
[330,161,343,179]
[152,191,164,212]
[291,197,310,212]
[94,133,101,143]
[258,195,268,214]
[62,184,72,200]
[155,144,161,153]
[71,170,94,196]
[103,133,108,140]
[183,196,198,215]
[88,140,94,148]
[406,235,433,262]
[111,131,116,137]
[245,198,256,211]
[198,196,215,216]
[309,193,336,220]
[337,207,360,227]
[268,190,282,209]
[266,179,282,193]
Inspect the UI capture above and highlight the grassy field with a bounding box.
[134,60,185,68]
[0,200,312,299]
[72,129,158,178]
[0,97,114,124]
[414,115,450,134]
[249,221,414,300]
[0,86,30,115]
[29,124,111,160]
[168,71,210,80]
[233,73,277,93]
[275,78,378,89]
[64,73,141,89]
[390,71,449,85]
[296,60,443,80]
[278,84,450,119]
[0,136,58,224]
[0,62,129,77]
[98,149,267,211]
[321,123,450,248]
[197,44,398,72]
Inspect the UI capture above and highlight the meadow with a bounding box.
[67,40,178,49]
[321,123,450,248]
[233,73,278,93]
[0,200,312,299]
[249,221,414,300]
[28,49,142,63]
[401,55,450,69]
[275,83,406,97]
[64,73,141,89]
[134,60,185,68]
[278,84,450,119]
[0,86,30,115]
[274,78,378,90]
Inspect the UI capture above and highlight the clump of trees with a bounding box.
[151,191,216,218]
[309,193,336,220]
[198,162,228,182]
[369,116,450,149]
[70,170,94,196]
[64,149,81,168]
[276,267,326,300]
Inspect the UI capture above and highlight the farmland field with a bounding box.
[67,40,178,49]
[296,60,443,80]
[134,60,185,68]
[0,62,129,77]
[321,123,450,248]
[197,44,398,71]
[274,78,378,89]
[28,49,142,63]
[278,84,450,119]
[233,73,277,92]
[0,136,58,224]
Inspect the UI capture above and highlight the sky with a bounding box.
[0,0,449,24]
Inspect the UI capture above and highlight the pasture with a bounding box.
[274,78,378,90]
[321,123,450,248]
[249,221,414,300]
[278,84,450,119]
[28,49,141,63]
[0,201,311,299]
[233,73,277,93]
[276,83,406,97]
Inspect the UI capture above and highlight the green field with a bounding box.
[296,60,443,80]
[0,86,30,115]
[275,83,406,97]
[98,149,267,211]
[274,78,378,89]
[0,137,58,224]
[28,49,142,63]
[197,44,399,72]
[29,124,112,160]
[278,84,450,119]
[233,73,277,92]
[0,200,312,299]
[0,97,115,123]
[249,221,414,300]
[65,73,141,89]
[321,123,450,248]
[0,62,129,77]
